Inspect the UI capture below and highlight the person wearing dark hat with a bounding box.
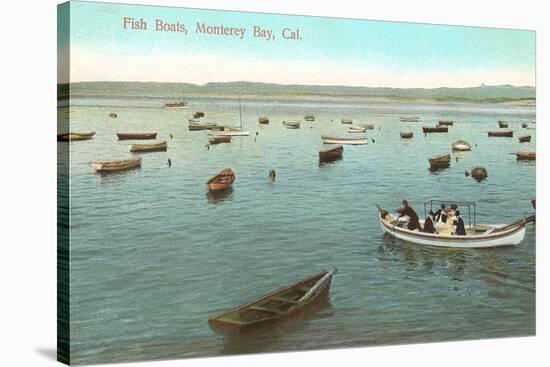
[422,210,436,233]
[453,210,466,236]
[434,203,448,223]
[397,199,421,231]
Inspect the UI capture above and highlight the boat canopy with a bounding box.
[423,199,476,228]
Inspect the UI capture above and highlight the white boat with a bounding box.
[217,130,250,136]
[451,140,472,151]
[348,127,367,133]
[321,136,368,145]
[377,200,533,248]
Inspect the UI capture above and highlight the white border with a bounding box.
[1,1,547,366]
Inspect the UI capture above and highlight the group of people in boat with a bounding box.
[384,200,466,236]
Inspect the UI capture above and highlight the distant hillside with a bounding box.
[59,81,535,103]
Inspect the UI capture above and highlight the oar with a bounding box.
[298,268,337,303]
[494,213,536,232]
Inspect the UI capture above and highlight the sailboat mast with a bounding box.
[239,97,243,129]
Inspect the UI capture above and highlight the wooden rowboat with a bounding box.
[208,269,336,332]
[57,131,96,142]
[164,101,186,108]
[189,121,217,131]
[258,116,269,124]
[321,135,368,145]
[498,120,509,128]
[208,135,232,144]
[130,141,167,153]
[438,120,454,126]
[379,211,531,248]
[518,135,531,143]
[348,126,367,133]
[341,118,353,124]
[451,140,472,151]
[516,151,536,161]
[90,157,141,173]
[303,114,315,121]
[319,144,343,162]
[428,153,451,169]
[423,126,448,133]
[471,166,488,181]
[358,123,374,130]
[207,168,235,191]
[488,130,513,137]
[399,117,420,122]
[283,121,301,129]
[117,132,157,140]
[400,131,413,139]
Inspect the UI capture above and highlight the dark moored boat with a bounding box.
[208,269,336,332]
[208,135,232,144]
[515,151,536,161]
[164,101,186,108]
[400,131,413,139]
[258,116,269,124]
[109,113,117,118]
[117,132,157,140]
[518,135,531,143]
[130,140,167,153]
[399,117,420,122]
[438,120,454,126]
[471,166,488,181]
[89,157,141,173]
[319,144,343,162]
[207,168,235,191]
[57,131,96,142]
[423,126,448,133]
[488,130,513,137]
[522,122,529,128]
[428,153,451,169]
[193,111,205,118]
[498,120,509,128]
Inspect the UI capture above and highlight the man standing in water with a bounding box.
[397,199,421,231]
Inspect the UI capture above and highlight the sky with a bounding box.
[58,1,536,88]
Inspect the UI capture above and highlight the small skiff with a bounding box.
[518,135,531,143]
[341,118,353,124]
[348,126,367,133]
[90,157,141,173]
[451,140,472,151]
[423,126,448,133]
[164,101,186,108]
[379,211,533,248]
[189,121,217,131]
[57,131,96,142]
[319,144,344,162]
[522,122,529,128]
[109,113,117,118]
[321,136,368,145]
[498,120,509,128]
[193,111,205,118]
[438,120,454,126]
[400,131,414,139]
[208,135,232,144]
[283,121,301,129]
[130,141,167,153]
[207,168,235,191]
[428,153,451,169]
[217,130,250,136]
[208,269,336,332]
[400,117,420,122]
[258,116,270,124]
[117,132,157,140]
[303,114,315,121]
[515,151,536,161]
[358,123,374,130]
[488,130,513,137]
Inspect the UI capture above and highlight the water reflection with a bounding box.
[206,187,234,204]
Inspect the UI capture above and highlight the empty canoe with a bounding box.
[423,126,448,133]
[117,132,157,140]
[319,144,343,162]
[518,135,531,143]
[207,168,235,191]
[452,140,472,151]
[57,131,96,141]
[130,141,167,153]
[208,269,336,332]
[428,153,451,169]
[90,157,141,173]
[516,151,536,161]
[321,136,368,145]
[400,131,413,139]
[208,135,232,144]
[488,130,513,137]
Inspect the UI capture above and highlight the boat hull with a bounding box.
[380,218,525,248]
[321,136,367,145]
[117,132,157,140]
[319,144,344,162]
[90,158,142,173]
[130,141,167,152]
[488,130,513,137]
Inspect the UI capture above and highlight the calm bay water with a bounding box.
[60,96,536,365]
